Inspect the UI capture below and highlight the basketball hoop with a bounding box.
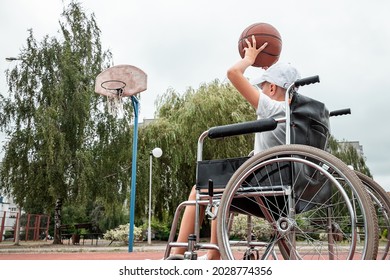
[95,65,147,118]
[94,64,147,252]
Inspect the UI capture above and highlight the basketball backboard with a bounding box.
[95,64,147,97]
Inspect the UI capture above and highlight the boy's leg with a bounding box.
[171,186,205,255]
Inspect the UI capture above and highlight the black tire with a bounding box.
[356,171,390,260]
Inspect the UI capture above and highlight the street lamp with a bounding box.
[5,56,22,246]
[148,147,162,244]
[5,57,19,62]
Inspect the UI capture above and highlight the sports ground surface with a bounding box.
[0,239,166,260]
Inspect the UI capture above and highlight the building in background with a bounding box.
[0,195,19,240]
[338,141,364,157]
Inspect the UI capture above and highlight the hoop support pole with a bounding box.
[128,96,139,252]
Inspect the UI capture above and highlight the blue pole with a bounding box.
[128,96,139,252]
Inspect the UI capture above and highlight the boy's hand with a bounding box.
[244,35,268,65]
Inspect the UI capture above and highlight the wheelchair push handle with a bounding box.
[330,108,351,117]
[294,75,320,87]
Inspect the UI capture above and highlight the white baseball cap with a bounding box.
[253,62,301,89]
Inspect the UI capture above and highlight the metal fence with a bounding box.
[0,211,50,242]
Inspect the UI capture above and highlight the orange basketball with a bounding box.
[238,22,282,67]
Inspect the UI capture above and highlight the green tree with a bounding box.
[0,2,113,243]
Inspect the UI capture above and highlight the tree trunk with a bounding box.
[52,199,63,244]
[72,234,80,245]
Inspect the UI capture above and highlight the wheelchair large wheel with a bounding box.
[217,145,378,260]
[356,171,390,260]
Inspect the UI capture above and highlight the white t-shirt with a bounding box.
[254,92,286,154]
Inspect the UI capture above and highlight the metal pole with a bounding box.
[0,211,6,242]
[148,152,153,244]
[128,96,139,252]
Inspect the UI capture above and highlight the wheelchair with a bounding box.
[164,76,380,260]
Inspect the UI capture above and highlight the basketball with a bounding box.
[238,22,282,67]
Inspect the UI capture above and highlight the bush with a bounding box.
[151,220,170,241]
[103,224,143,245]
[230,214,273,241]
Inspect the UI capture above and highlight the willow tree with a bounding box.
[0,2,112,243]
[135,80,257,225]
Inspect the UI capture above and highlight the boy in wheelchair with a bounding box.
[171,36,301,260]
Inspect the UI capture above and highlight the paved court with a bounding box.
[0,240,166,260]
[0,251,164,260]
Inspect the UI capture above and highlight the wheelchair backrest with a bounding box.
[289,93,331,213]
[290,93,330,150]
